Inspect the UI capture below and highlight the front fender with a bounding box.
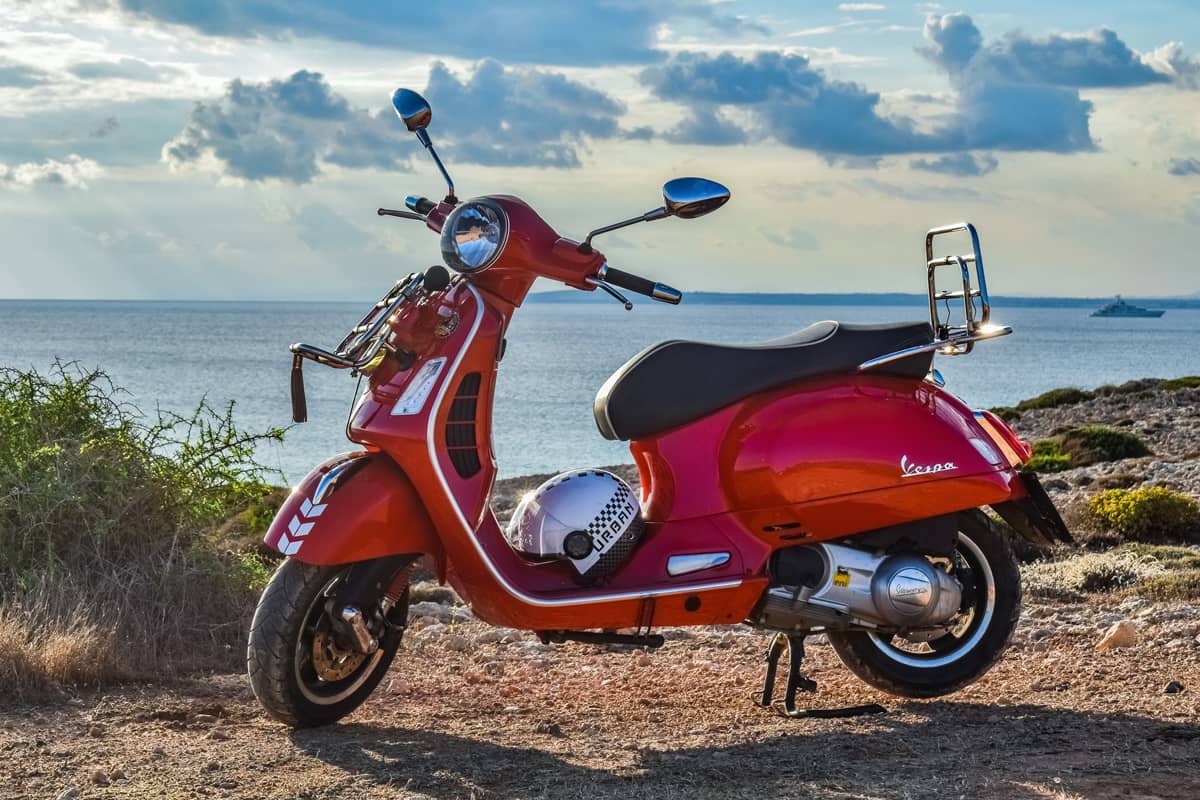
[265,451,444,566]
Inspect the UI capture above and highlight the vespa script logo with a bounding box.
[900,454,958,479]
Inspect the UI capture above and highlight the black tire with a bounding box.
[827,509,1021,698]
[247,559,407,727]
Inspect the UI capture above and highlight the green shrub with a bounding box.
[1137,572,1200,601]
[1015,387,1093,412]
[0,363,286,694]
[1119,543,1200,600]
[1094,472,1143,490]
[1026,453,1072,473]
[1025,426,1150,473]
[1088,487,1200,542]
[1116,543,1200,568]
[1025,543,1200,601]
[1059,425,1151,466]
[1026,439,1071,473]
[1093,378,1163,397]
[1162,376,1200,391]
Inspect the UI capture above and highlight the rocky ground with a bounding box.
[5,385,1200,800]
[1010,384,1200,513]
[5,588,1198,800]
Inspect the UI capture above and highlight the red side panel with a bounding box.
[633,374,1022,542]
[264,452,444,567]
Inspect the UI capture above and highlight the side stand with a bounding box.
[757,632,888,719]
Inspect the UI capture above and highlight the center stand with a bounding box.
[757,633,888,719]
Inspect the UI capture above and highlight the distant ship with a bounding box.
[1090,295,1165,318]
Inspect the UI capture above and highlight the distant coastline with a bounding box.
[2,293,1199,308]
[526,291,1200,309]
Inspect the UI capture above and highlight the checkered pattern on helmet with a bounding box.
[581,517,645,582]
[584,480,633,541]
[577,478,642,583]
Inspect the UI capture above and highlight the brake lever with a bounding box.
[377,207,426,221]
[585,276,633,311]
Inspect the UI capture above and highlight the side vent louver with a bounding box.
[445,372,482,478]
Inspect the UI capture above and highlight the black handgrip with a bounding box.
[290,354,307,424]
[406,196,436,215]
[603,267,657,298]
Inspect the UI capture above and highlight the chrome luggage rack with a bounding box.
[859,222,1012,371]
[291,271,432,371]
[288,271,431,423]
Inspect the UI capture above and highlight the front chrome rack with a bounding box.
[291,272,423,372]
[287,272,426,423]
[859,221,1011,372]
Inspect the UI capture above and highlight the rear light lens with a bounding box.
[974,411,1031,466]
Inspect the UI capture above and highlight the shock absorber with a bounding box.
[380,563,415,624]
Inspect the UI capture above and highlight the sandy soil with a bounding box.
[5,597,1198,800]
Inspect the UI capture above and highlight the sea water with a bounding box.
[1,299,1196,481]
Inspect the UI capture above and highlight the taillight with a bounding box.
[974,411,1031,466]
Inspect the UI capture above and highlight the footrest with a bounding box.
[538,630,665,648]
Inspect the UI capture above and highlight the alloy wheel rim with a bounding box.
[293,573,386,705]
[866,531,996,669]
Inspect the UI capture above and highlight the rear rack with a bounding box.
[859,221,1011,371]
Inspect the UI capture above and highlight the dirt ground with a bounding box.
[4,598,1198,800]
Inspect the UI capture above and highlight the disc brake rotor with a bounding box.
[311,627,367,681]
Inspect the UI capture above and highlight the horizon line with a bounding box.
[1,290,1198,304]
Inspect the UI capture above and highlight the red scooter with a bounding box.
[248,88,1069,727]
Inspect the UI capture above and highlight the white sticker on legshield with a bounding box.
[391,357,447,416]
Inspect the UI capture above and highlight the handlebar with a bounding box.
[599,264,683,305]
[379,193,683,307]
[377,196,437,221]
[377,207,425,221]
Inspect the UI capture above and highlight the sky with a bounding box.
[1,0,1199,300]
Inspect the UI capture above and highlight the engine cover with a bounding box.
[869,553,962,627]
[758,543,962,631]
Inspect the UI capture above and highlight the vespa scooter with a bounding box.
[248,88,1069,727]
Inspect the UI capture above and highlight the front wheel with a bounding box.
[828,509,1021,698]
[247,558,410,727]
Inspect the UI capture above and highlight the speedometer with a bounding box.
[440,199,508,273]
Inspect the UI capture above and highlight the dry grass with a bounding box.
[0,364,285,698]
[1024,549,1167,601]
[0,603,123,693]
[1023,543,1200,602]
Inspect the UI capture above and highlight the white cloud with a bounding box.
[1141,42,1200,89]
[788,26,839,37]
[838,3,886,11]
[0,155,103,188]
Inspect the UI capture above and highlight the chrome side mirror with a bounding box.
[579,175,731,253]
[391,87,456,203]
[392,89,432,133]
[663,177,730,219]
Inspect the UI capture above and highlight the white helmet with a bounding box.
[506,469,644,583]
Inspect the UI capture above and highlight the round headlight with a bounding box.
[440,200,508,273]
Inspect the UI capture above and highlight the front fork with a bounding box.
[327,555,417,654]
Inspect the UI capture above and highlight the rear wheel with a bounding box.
[827,510,1020,698]
[247,558,411,727]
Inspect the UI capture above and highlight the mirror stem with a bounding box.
[579,206,667,254]
[416,130,457,205]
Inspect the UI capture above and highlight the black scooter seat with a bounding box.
[593,320,934,441]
